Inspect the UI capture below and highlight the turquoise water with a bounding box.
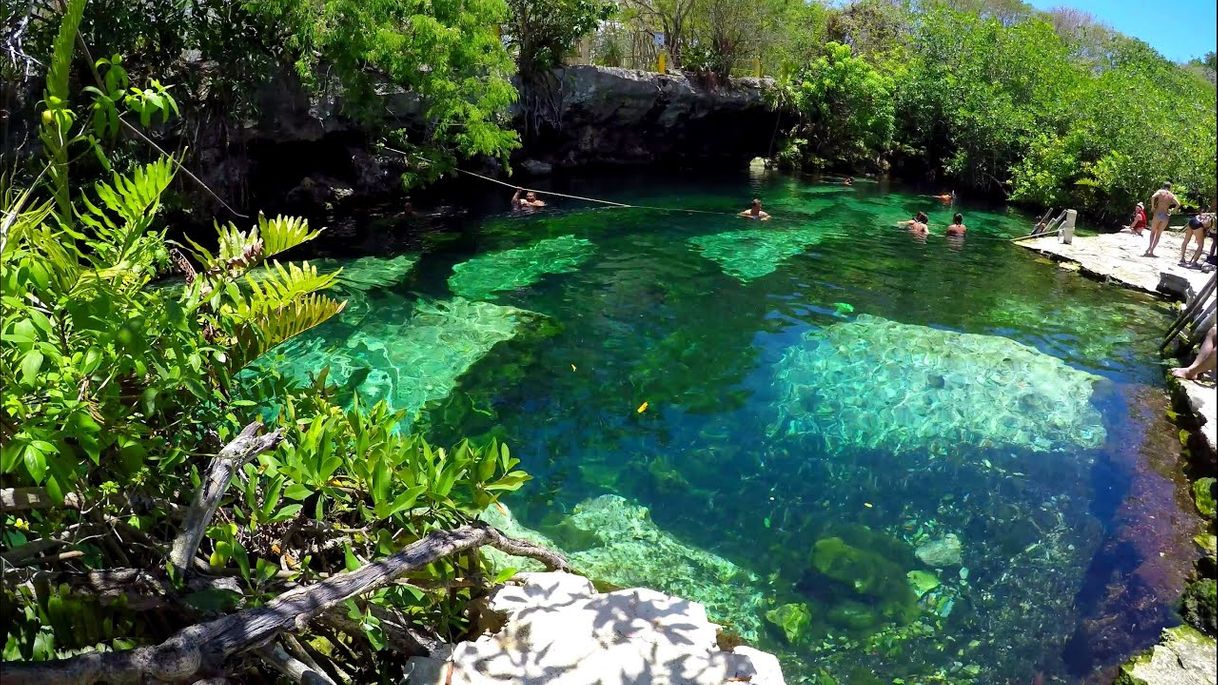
[260,171,1198,682]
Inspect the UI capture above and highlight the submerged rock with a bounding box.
[1115,625,1217,685]
[483,495,768,641]
[906,570,941,598]
[406,572,785,684]
[688,225,826,281]
[915,533,964,568]
[770,315,1107,456]
[765,602,812,645]
[555,495,769,640]
[447,234,595,300]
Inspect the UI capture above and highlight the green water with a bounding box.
[260,171,1193,682]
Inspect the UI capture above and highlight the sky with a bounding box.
[1026,0,1217,63]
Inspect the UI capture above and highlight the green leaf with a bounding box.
[20,350,44,382]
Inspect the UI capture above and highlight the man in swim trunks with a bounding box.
[1127,202,1147,236]
[945,212,967,236]
[1180,208,1214,266]
[512,187,546,209]
[1144,182,1178,257]
[739,198,771,221]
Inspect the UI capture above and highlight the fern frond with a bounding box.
[256,214,323,260]
[230,293,346,370]
[235,261,341,320]
[79,157,175,271]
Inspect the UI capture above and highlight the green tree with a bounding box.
[507,0,615,75]
[773,41,895,171]
[1,4,554,680]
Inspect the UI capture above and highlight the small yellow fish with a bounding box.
[636,401,649,414]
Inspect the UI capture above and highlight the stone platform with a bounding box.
[1018,229,1212,298]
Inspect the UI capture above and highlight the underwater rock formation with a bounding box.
[447,234,595,300]
[261,297,540,423]
[770,314,1107,456]
[482,496,769,640]
[406,572,785,684]
[688,226,826,281]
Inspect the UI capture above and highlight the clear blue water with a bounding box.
[263,170,1200,682]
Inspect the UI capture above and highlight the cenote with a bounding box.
[256,170,1199,682]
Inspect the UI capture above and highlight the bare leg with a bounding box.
[1190,232,1206,264]
[1173,325,1217,379]
[1180,230,1195,264]
[1146,219,1167,256]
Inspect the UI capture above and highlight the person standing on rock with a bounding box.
[1143,182,1178,258]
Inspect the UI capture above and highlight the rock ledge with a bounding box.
[406,571,785,684]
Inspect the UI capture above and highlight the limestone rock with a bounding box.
[520,65,775,168]
[406,571,785,685]
[1116,625,1217,685]
[915,534,963,568]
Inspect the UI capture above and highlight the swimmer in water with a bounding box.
[931,190,955,204]
[844,176,854,186]
[512,187,546,209]
[902,211,929,237]
[945,212,967,236]
[739,198,771,221]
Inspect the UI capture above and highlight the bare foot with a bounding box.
[1171,367,1196,380]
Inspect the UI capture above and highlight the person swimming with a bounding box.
[739,198,771,221]
[930,190,955,204]
[902,211,929,236]
[945,212,967,236]
[512,187,546,210]
[844,177,854,186]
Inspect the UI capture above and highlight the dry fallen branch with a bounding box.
[3,522,568,685]
[169,422,284,574]
[0,487,83,511]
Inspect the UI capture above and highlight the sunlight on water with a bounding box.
[254,172,1184,682]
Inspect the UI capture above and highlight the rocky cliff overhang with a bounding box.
[515,65,778,169]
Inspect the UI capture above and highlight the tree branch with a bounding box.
[0,487,83,511]
[169,422,284,574]
[3,523,567,685]
[255,642,336,685]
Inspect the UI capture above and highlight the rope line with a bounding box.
[382,146,739,217]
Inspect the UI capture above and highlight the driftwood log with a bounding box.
[169,422,284,574]
[3,522,568,685]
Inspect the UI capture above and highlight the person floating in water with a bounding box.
[902,211,929,237]
[931,190,955,204]
[739,198,771,221]
[945,212,967,236]
[844,176,854,186]
[512,187,546,210]
[1126,201,1147,237]
[1143,182,1178,258]
[1180,207,1213,267]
